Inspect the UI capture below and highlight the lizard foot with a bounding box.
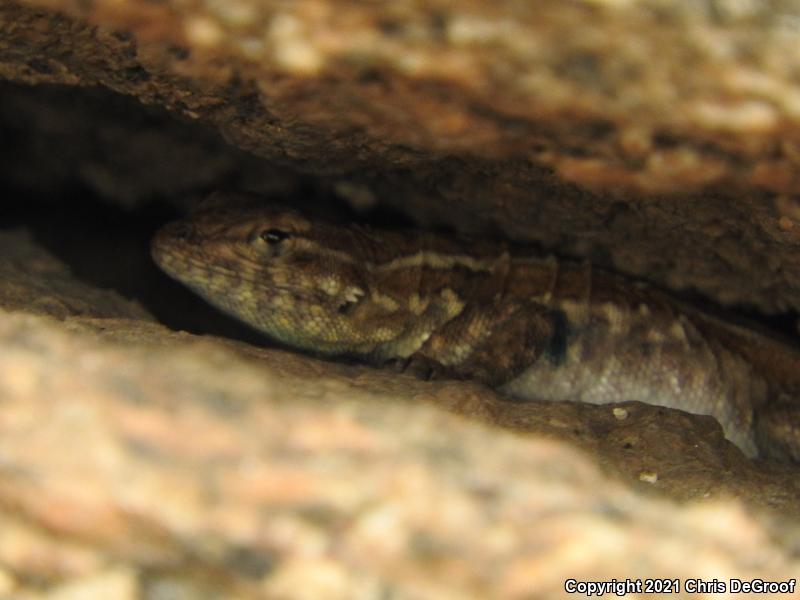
[384,355,460,382]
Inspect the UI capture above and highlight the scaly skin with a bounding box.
[152,192,800,462]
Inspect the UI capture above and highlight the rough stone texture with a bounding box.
[0,229,151,320]
[2,0,800,312]
[0,82,306,210]
[0,231,798,598]
[2,1,800,595]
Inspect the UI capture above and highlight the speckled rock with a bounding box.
[3,0,800,311]
[2,308,800,598]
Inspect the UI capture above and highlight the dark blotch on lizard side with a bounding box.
[545,309,569,366]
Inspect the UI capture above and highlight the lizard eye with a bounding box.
[260,229,290,245]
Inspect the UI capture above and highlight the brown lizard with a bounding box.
[151,192,800,462]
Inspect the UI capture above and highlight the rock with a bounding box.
[2,0,800,309]
[0,305,799,597]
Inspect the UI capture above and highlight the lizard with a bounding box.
[151,191,800,463]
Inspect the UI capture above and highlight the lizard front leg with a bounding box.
[409,300,566,388]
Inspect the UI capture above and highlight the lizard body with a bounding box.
[151,193,800,462]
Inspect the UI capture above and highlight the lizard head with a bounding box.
[151,193,408,355]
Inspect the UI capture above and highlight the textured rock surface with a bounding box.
[2,0,800,311]
[2,0,800,595]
